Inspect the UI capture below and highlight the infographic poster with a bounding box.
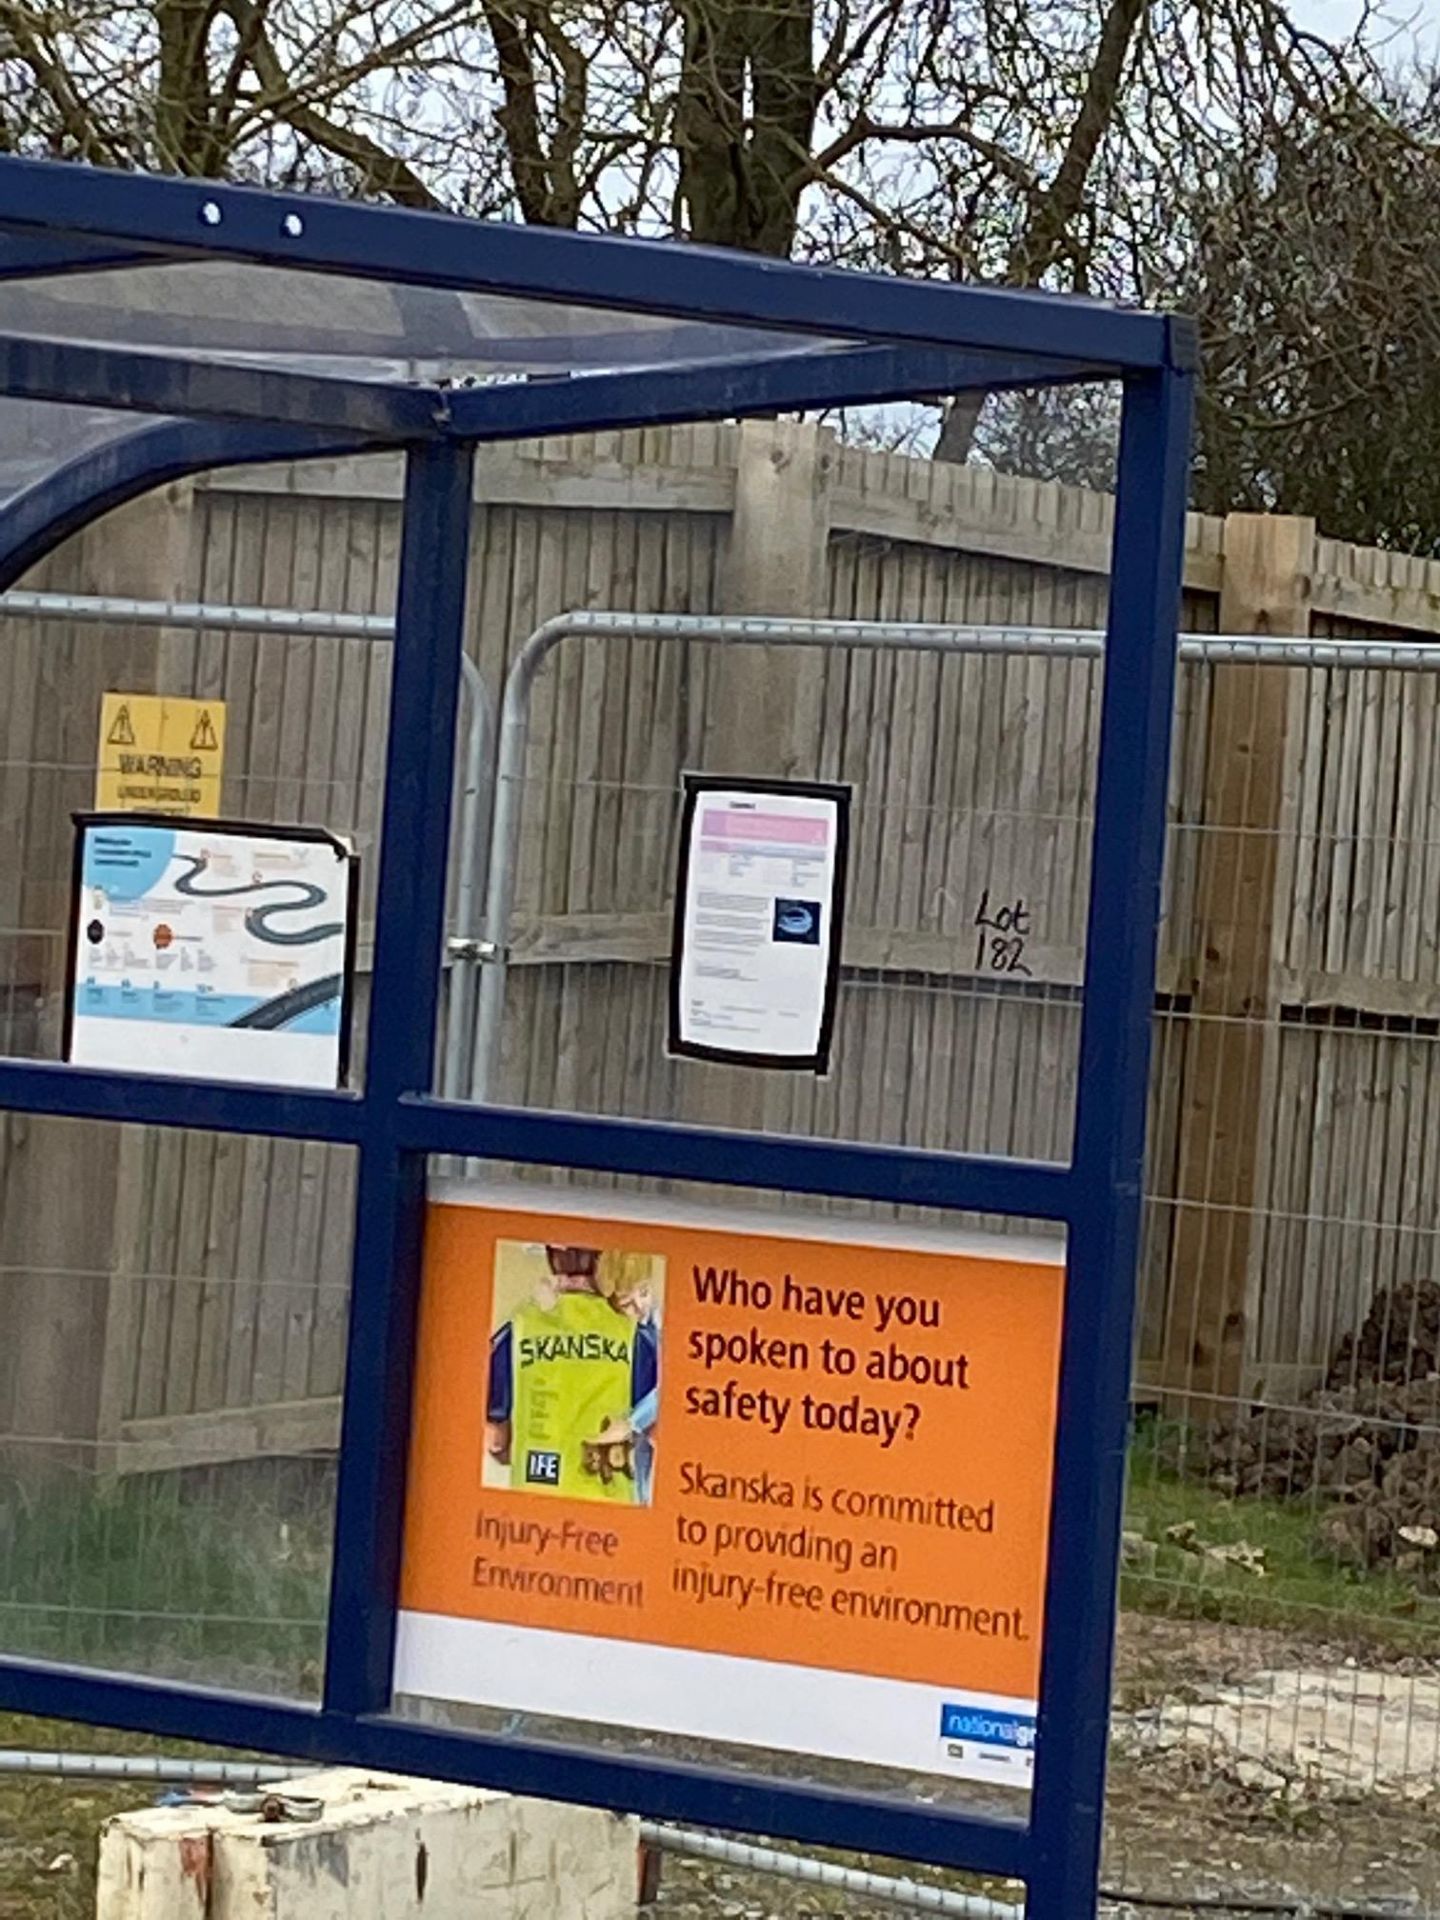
[397,1187,1065,1788]
[65,814,356,1089]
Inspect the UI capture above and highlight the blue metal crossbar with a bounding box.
[0,334,448,436]
[0,157,1192,370]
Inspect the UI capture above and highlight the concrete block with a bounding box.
[96,1768,640,1919]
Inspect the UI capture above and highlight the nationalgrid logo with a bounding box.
[939,1705,1037,1757]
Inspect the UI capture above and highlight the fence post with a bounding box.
[1160,512,1314,1412]
[706,417,834,776]
[685,422,835,1134]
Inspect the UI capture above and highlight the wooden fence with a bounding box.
[3,422,1439,1472]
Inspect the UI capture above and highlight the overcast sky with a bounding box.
[1301,0,1440,61]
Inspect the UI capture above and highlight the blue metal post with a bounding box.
[1027,362,1195,1920]
[323,439,476,1716]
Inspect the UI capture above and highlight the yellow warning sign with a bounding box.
[95,693,226,818]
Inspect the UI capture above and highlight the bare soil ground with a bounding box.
[2,1618,1437,1917]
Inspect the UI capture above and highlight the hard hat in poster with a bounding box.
[396,1187,1064,1789]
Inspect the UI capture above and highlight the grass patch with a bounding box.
[0,1710,256,1920]
[1122,1441,1432,1650]
[0,1461,330,1697]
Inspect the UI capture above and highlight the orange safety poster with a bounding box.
[395,1185,1065,1788]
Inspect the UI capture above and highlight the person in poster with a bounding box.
[484,1241,662,1505]
[586,1251,660,1503]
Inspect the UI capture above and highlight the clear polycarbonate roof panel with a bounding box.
[0,259,844,383]
[0,396,175,508]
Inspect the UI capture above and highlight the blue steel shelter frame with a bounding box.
[0,157,1195,1920]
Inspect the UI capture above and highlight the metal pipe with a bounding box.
[473,612,1075,1098]
[471,607,1440,1102]
[639,1821,1020,1917]
[440,653,494,1103]
[454,657,495,970]
[10,586,1440,676]
[0,1751,292,1785]
[457,616,1011,1097]
[0,587,395,640]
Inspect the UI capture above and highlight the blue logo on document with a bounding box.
[940,1705,1036,1752]
[773,898,821,945]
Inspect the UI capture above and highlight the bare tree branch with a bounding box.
[0,0,124,159]
[227,0,445,204]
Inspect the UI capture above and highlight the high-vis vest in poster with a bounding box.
[509,1290,638,1501]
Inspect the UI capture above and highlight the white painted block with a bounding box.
[96,1768,640,1920]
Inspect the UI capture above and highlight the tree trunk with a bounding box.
[932,391,986,465]
[676,0,815,253]
[486,1,568,225]
[743,0,817,255]
[676,1,750,247]
[154,0,218,174]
